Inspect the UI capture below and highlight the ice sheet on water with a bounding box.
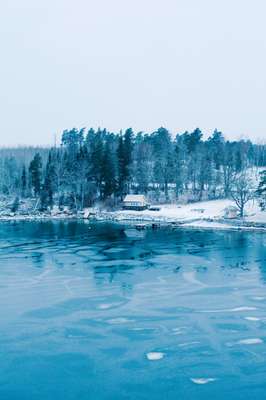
[25,295,128,319]
[107,317,131,324]
[146,352,164,361]
[190,378,217,385]
[200,306,257,313]
[237,338,263,345]
[245,316,261,321]
[251,296,266,301]
[103,247,128,254]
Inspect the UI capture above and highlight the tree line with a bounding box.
[0,127,265,212]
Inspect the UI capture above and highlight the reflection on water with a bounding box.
[0,221,266,400]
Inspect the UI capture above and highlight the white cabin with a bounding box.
[123,195,148,210]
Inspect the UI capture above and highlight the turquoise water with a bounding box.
[0,221,266,400]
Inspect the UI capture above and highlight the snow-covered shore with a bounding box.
[0,199,265,231]
[95,199,266,231]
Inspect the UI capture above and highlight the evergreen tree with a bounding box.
[21,165,27,197]
[102,139,117,199]
[256,170,266,210]
[134,133,151,194]
[117,134,126,198]
[41,151,56,209]
[90,130,104,194]
[29,153,42,197]
[0,125,265,208]
[117,129,134,197]
[123,128,134,179]
[152,127,174,200]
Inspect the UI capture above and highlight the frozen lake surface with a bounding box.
[0,221,266,400]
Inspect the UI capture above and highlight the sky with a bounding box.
[0,0,266,146]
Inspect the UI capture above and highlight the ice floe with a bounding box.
[107,317,130,324]
[251,296,266,301]
[98,303,113,310]
[237,338,263,345]
[244,316,261,321]
[146,352,164,361]
[190,378,217,385]
[200,306,257,313]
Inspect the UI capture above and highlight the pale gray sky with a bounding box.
[0,0,266,146]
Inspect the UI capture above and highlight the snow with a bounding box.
[109,199,266,229]
[116,199,232,220]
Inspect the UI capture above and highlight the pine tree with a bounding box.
[116,129,134,198]
[29,153,42,197]
[152,127,174,200]
[123,128,134,173]
[102,139,117,199]
[90,131,104,194]
[256,170,266,210]
[134,133,151,194]
[117,134,126,198]
[21,165,27,197]
[41,152,55,209]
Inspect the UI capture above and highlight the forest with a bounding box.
[0,127,265,213]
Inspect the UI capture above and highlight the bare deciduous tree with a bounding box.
[230,172,254,217]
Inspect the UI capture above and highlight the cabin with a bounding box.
[123,194,148,211]
[223,206,238,219]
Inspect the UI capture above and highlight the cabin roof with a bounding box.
[123,194,146,202]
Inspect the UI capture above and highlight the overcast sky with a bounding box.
[0,0,265,146]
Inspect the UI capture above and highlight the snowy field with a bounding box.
[108,199,266,229]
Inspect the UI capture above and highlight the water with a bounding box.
[0,221,266,400]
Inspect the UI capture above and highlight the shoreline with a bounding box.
[0,212,265,232]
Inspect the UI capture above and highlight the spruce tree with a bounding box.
[41,152,55,209]
[102,140,117,199]
[29,153,42,197]
[117,134,126,198]
[90,131,104,194]
[21,165,27,197]
[257,170,266,210]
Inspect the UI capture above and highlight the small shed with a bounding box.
[123,195,148,211]
[223,206,238,219]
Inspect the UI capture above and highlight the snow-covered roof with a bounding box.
[123,194,146,203]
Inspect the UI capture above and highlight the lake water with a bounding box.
[0,221,266,400]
